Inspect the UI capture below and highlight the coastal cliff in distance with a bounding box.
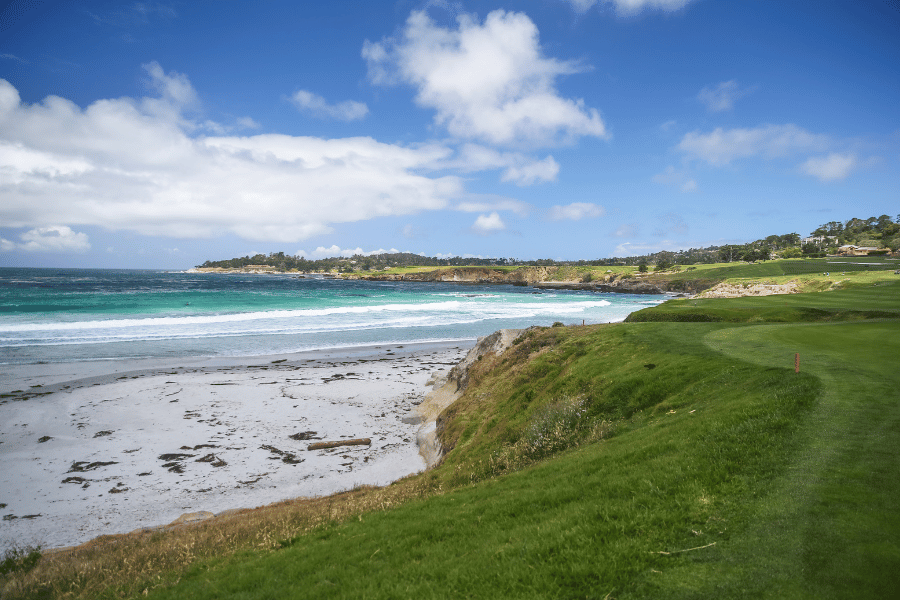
[191,264,717,295]
[353,266,713,295]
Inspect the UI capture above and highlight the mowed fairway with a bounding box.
[649,319,900,598]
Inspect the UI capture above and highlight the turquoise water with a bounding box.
[0,268,667,364]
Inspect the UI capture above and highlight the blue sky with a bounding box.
[1,0,898,268]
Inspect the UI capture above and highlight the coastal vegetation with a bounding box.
[3,270,898,599]
[196,213,899,273]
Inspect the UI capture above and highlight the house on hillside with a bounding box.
[835,245,881,256]
[802,235,835,245]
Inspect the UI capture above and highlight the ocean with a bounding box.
[0,268,667,365]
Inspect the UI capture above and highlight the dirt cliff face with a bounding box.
[366,266,556,285]
[365,267,717,295]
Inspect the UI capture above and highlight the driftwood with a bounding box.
[307,438,371,451]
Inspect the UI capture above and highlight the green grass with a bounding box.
[643,320,900,598]
[142,297,899,599]
[147,320,823,599]
[9,281,897,599]
[626,278,900,323]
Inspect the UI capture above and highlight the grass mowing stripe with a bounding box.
[675,320,900,598]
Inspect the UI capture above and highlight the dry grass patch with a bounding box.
[1,475,446,599]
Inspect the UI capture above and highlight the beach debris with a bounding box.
[260,444,304,464]
[307,438,371,451]
[67,460,117,473]
[38,435,52,443]
[195,453,228,467]
[158,453,195,461]
[289,431,320,441]
[237,474,267,486]
[93,430,113,438]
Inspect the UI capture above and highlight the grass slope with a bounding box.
[149,288,900,599]
[149,322,820,599]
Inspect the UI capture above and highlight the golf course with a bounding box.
[3,264,898,599]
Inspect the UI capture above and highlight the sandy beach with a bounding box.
[0,342,469,552]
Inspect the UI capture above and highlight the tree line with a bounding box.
[197,214,898,272]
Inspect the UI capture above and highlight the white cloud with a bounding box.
[0,225,90,253]
[568,0,696,15]
[0,70,468,243]
[501,155,559,186]
[800,153,857,182]
[455,196,531,217]
[430,144,558,185]
[364,9,608,147]
[143,61,198,108]
[472,212,506,234]
[678,124,829,166]
[289,90,369,121]
[548,202,605,221]
[652,165,697,192]
[697,80,747,112]
[296,245,401,259]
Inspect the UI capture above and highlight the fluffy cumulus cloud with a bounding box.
[289,90,369,121]
[472,212,506,234]
[677,124,829,166]
[697,80,747,112]
[0,65,468,244]
[568,0,696,15]
[800,153,858,182]
[0,225,90,253]
[548,202,605,221]
[432,144,559,185]
[363,10,608,147]
[500,156,560,186]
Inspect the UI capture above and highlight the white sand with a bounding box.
[0,342,469,552]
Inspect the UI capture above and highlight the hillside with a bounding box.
[194,214,900,274]
[4,273,898,599]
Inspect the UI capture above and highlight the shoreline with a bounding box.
[0,341,470,552]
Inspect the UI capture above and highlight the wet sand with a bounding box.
[0,341,469,552]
